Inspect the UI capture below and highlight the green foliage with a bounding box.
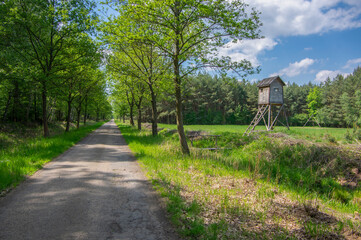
[156,67,361,128]
[181,73,249,125]
[290,113,309,126]
[307,86,323,116]
[353,127,361,141]
[108,0,262,154]
[0,0,111,133]
[332,189,352,204]
[325,134,337,143]
[344,130,353,142]
[304,221,333,238]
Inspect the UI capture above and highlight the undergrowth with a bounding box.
[0,121,105,192]
[118,121,361,239]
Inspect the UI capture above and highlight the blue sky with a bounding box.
[98,0,361,86]
[223,0,361,85]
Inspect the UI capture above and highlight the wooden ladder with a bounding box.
[243,105,269,136]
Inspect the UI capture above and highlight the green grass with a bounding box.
[0,121,105,192]
[158,123,352,143]
[120,121,361,239]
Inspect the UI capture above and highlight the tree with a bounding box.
[3,0,97,136]
[102,37,171,135]
[53,37,101,131]
[117,0,262,154]
[340,92,357,127]
[306,87,322,117]
[355,90,361,126]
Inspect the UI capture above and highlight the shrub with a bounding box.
[324,134,337,143]
[344,130,353,142]
[332,189,352,204]
[353,129,361,141]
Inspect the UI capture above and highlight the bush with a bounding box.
[324,134,337,143]
[332,189,352,204]
[353,128,361,141]
[290,113,309,126]
[344,130,353,142]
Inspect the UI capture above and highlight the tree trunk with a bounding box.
[173,5,189,154]
[129,105,134,126]
[136,98,142,131]
[123,115,125,123]
[222,105,226,125]
[42,82,49,137]
[137,109,142,130]
[149,86,158,136]
[174,59,190,154]
[2,90,12,122]
[12,80,20,122]
[76,103,82,129]
[34,93,38,122]
[26,92,32,123]
[83,95,88,125]
[96,107,99,122]
[65,98,72,132]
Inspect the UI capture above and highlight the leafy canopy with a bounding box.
[113,0,262,78]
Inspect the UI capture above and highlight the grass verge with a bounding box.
[118,121,361,239]
[0,121,105,192]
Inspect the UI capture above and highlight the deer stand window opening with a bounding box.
[244,76,290,136]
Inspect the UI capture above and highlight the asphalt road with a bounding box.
[0,120,179,240]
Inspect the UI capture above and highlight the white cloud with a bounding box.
[218,38,277,66]
[343,58,361,69]
[246,0,361,38]
[271,58,315,77]
[314,70,349,82]
[219,1,361,75]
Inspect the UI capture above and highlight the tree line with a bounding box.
[113,67,361,131]
[0,0,112,136]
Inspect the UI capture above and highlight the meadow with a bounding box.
[0,121,105,193]
[120,122,361,239]
[158,124,354,143]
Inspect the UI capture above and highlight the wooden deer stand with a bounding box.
[244,76,290,136]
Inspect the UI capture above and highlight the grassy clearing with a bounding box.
[158,123,356,143]
[0,121,105,192]
[119,121,361,239]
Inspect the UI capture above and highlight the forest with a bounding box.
[0,0,112,137]
[113,67,361,128]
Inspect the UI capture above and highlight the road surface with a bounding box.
[0,121,179,240]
